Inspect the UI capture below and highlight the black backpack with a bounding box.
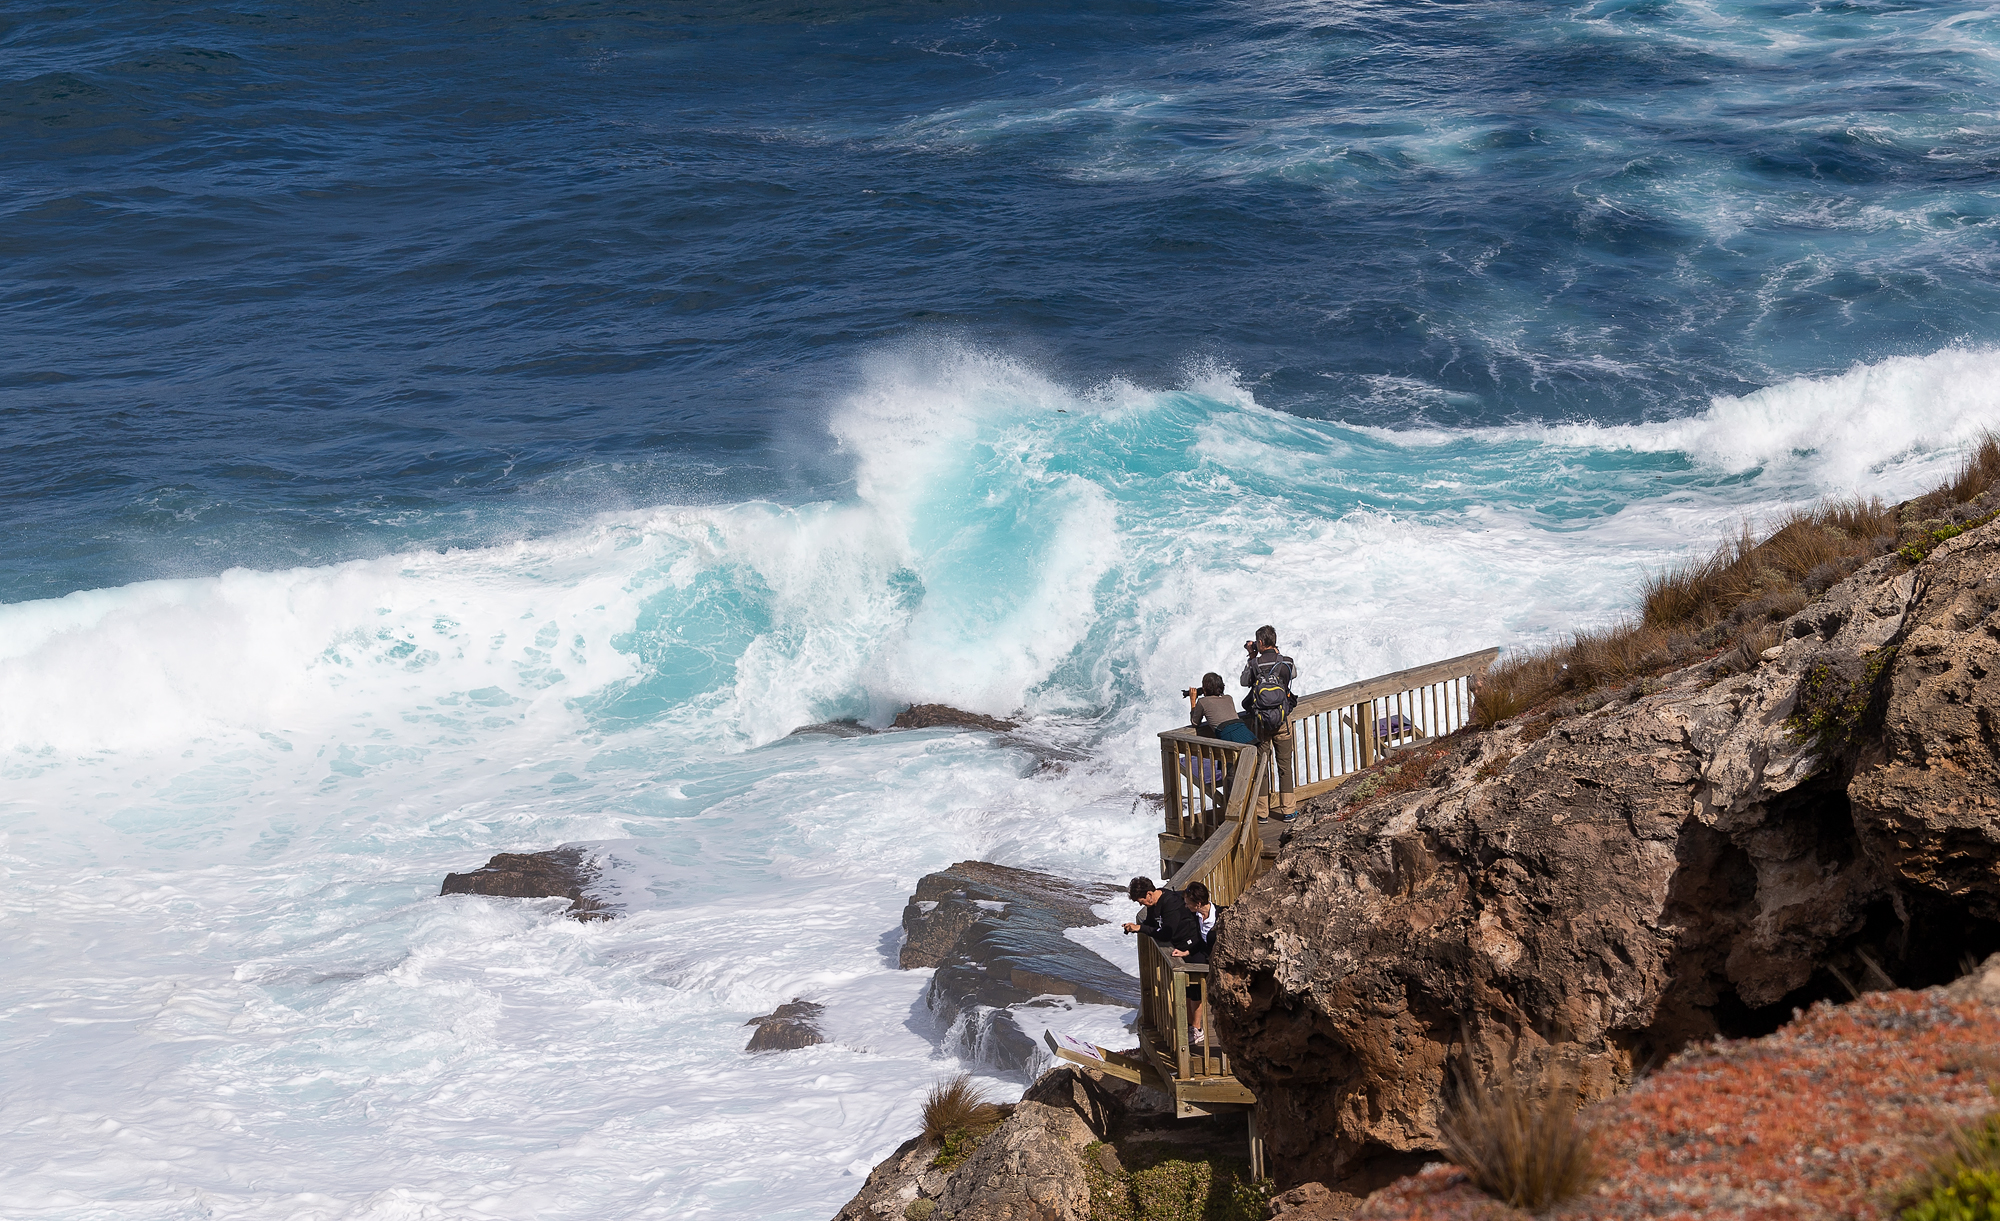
[1245,655,1294,739]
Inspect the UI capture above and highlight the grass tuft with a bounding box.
[1440,1058,1602,1213]
[921,1073,1007,1168]
[1465,463,1994,736]
[1946,433,2000,505]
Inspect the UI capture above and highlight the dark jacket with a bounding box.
[1138,889,1200,952]
[1240,648,1297,698]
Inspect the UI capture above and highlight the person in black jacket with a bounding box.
[1121,876,1198,950]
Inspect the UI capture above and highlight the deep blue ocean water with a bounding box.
[5,2,2000,1218]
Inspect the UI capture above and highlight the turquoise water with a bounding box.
[5,0,2000,1217]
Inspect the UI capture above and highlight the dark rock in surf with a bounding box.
[439,847,612,921]
[892,704,1018,732]
[901,861,1134,1071]
[789,719,878,738]
[744,999,827,1052]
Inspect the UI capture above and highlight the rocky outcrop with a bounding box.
[439,847,611,921]
[894,705,1018,732]
[901,862,1134,1070]
[833,1068,1117,1221]
[745,999,826,1052]
[1212,523,2000,1186]
[1848,531,2000,920]
[1351,954,2000,1220]
[832,1065,1218,1221]
[1268,1182,1363,1220]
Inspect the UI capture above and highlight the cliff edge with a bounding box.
[1213,517,2000,1185]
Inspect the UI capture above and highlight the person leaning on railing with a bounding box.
[1188,672,1257,744]
[1240,624,1298,822]
[1168,880,1219,1040]
[1122,876,1199,949]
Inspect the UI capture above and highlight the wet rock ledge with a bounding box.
[439,847,612,921]
[901,861,1135,1071]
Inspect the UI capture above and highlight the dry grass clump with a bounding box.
[1471,437,2000,732]
[1945,433,2000,506]
[1470,477,1952,727]
[922,1073,1006,1145]
[1439,1057,1601,1212]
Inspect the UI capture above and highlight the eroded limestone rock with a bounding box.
[1212,526,2000,1186]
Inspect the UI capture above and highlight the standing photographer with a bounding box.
[1240,625,1298,821]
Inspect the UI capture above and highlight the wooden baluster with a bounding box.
[1171,959,1191,1081]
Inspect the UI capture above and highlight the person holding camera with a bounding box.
[1187,672,1256,744]
[1240,625,1298,821]
[1121,877,1200,950]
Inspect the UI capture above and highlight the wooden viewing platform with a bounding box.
[1048,646,1499,1176]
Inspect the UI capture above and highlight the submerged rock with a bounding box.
[789,720,878,738]
[744,999,827,1052]
[892,704,1017,732]
[439,847,611,921]
[1213,522,2000,1186]
[900,861,1134,1071]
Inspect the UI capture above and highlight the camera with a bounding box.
[1182,687,1201,699]
[1244,639,1257,653]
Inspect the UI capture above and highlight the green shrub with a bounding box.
[1900,509,2000,564]
[930,1128,979,1172]
[1787,646,1896,754]
[1904,1169,2000,1221]
[904,1200,938,1221]
[1894,1112,2000,1218]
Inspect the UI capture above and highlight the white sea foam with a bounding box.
[5,343,2000,1219]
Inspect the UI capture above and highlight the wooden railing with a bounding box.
[1137,932,1229,1082]
[1136,647,1498,1113]
[1287,647,1499,799]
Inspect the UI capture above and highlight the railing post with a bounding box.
[1171,958,1191,1082]
[1161,739,1180,837]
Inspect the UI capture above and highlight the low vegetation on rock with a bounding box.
[1081,1141,1269,1221]
[1899,1112,2000,1221]
[1471,434,2000,724]
[1351,978,2000,1220]
[921,1073,1007,1170]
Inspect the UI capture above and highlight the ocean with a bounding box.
[4,0,1999,1216]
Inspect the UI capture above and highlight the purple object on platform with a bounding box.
[1377,714,1418,738]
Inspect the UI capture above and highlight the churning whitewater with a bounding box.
[10,0,2000,1214]
[6,348,2000,1219]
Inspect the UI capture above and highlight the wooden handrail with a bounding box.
[1143,645,1500,1092]
[1291,646,1500,717]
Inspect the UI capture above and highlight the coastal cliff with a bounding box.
[1212,515,2000,1186]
